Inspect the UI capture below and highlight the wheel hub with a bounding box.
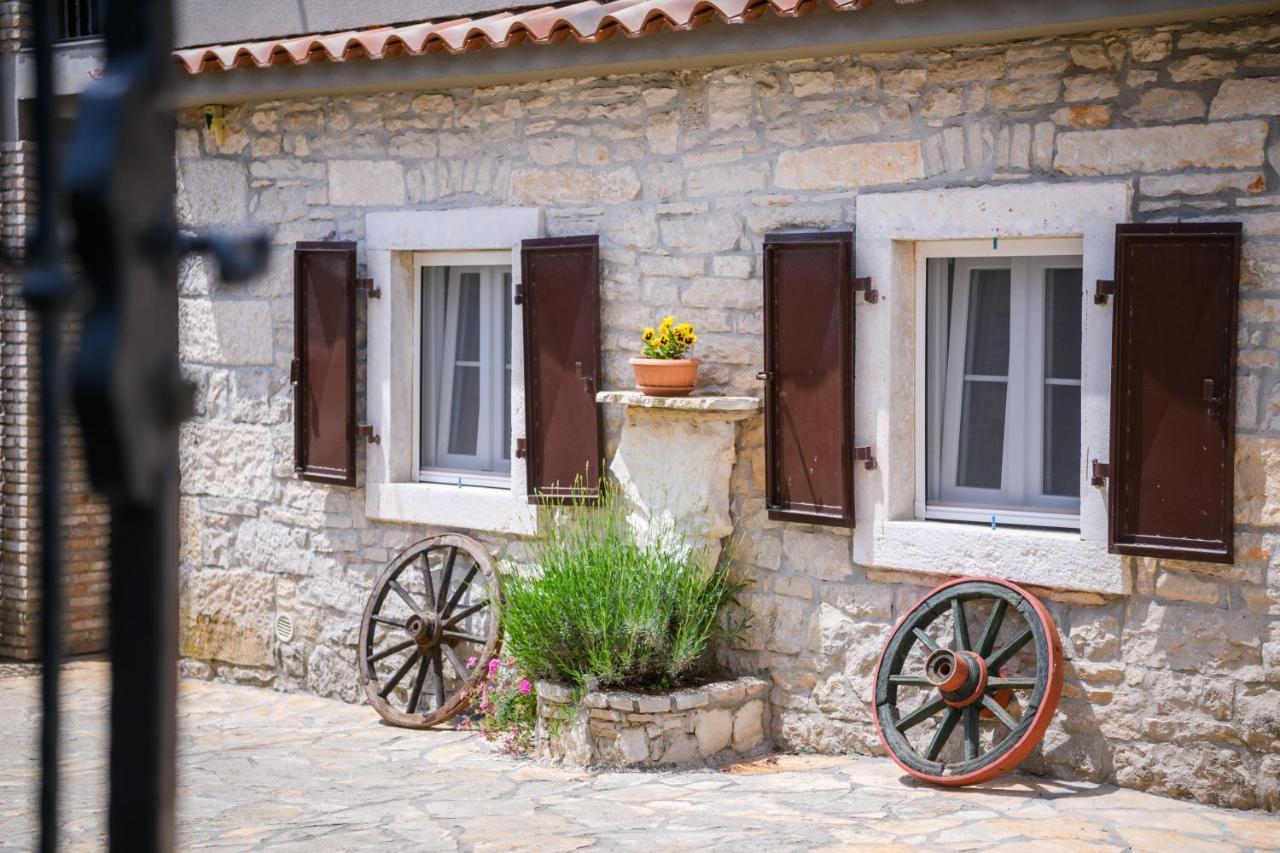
[404,612,442,647]
[925,648,987,708]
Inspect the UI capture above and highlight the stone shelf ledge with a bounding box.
[596,390,762,417]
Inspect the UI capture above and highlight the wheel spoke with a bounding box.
[987,677,1036,690]
[888,674,932,687]
[977,598,1008,657]
[443,562,480,619]
[951,598,970,651]
[980,694,1019,731]
[962,707,979,761]
[437,546,458,613]
[432,646,446,708]
[420,553,436,612]
[389,579,424,616]
[445,599,488,628]
[367,638,415,664]
[406,654,430,714]
[913,628,940,653]
[379,648,422,699]
[925,707,961,761]
[896,697,946,733]
[443,629,486,645]
[441,642,468,681]
[987,626,1033,671]
[371,614,406,629]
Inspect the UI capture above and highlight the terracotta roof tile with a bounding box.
[176,0,924,74]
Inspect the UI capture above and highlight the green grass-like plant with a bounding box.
[500,489,745,691]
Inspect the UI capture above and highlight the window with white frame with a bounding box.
[417,256,512,488]
[922,244,1083,529]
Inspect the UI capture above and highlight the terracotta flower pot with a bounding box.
[630,357,700,397]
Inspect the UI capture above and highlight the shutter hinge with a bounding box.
[513,283,526,305]
[289,357,300,384]
[515,438,527,459]
[356,424,381,445]
[356,277,381,299]
[1093,279,1115,305]
[854,446,877,471]
[1091,460,1110,486]
[853,277,879,304]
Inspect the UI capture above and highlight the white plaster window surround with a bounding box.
[365,208,543,535]
[853,183,1132,594]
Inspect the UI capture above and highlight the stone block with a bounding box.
[1130,33,1172,62]
[1154,570,1221,605]
[180,569,275,667]
[732,699,765,752]
[1211,77,1280,119]
[177,160,248,227]
[509,167,642,205]
[695,707,733,757]
[179,299,274,366]
[616,727,649,762]
[775,141,924,190]
[1170,55,1238,82]
[636,694,673,713]
[1055,121,1267,175]
[1125,89,1206,122]
[328,160,405,206]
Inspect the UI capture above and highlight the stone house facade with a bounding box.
[6,0,1280,811]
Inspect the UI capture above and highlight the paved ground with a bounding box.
[1,662,1277,851]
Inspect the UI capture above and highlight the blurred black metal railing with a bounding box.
[22,0,268,848]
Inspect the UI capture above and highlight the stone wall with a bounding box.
[176,12,1280,809]
[536,677,770,767]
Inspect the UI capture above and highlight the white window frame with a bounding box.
[414,258,512,489]
[365,209,542,536]
[853,184,1130,595]
[920,245,1084,529]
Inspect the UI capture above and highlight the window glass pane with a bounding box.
[455,273,481,363]
[1045,269,1082,380]
[964,269,1010,376]
[447,366,481,456]
[1043,384,1081,497]
[957,380,1006,489]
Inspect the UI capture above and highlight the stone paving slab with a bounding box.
[0,662,1277,851]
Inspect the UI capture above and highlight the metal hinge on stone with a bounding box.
[356,424,381,445]
[356,277,381,299]
[289,357,300,384]
[515,438,527,459]
[853,277,879,304]
[854,446,877,470]
[513,283,526,305]
[1094,279,1115,305]
[1091,460,1110,486]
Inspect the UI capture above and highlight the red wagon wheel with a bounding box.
[872,577,1063,786]
[358,533,501,729]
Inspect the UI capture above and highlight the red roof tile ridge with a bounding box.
[175,0,921,74]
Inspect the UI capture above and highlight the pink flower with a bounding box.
[487,657,500,676]
[518,679,532,695]
[466,656,477,669]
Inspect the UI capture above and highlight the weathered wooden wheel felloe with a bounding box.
[872,577,1064,786]
[358,534,501,729]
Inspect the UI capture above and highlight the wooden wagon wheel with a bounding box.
[872,577,1063,786]
[358,533,501,729]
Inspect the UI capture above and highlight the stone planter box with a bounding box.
[535,676,771,768]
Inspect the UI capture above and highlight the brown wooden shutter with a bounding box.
[520,235,603,502]
[762,231,855,526]
[1108,223,1241,563]
[293,241,357,486]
